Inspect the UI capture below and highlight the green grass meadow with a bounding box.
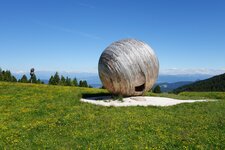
[0,82,225,149]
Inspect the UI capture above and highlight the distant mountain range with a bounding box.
[155,81,193,92]
[157,74,213,83]
[173,73,225,93]
[13,71,215,88]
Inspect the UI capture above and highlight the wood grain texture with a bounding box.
[98,39,159,96]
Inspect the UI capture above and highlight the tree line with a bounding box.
[0,68,91,88]
[0,68,43,84]
[18,74,43,84]
[48,72,91,87]
[0,68,17,82]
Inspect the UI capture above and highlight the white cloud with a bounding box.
[14,70,27,74]
[13,69,98,74]
[160,68,225,75]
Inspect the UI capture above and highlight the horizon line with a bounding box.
[4,68,224,76]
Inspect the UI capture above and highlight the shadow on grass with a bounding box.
[82,93,126,101]
[82,92,112,100]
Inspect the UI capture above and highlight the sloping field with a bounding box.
[0,82,224,149]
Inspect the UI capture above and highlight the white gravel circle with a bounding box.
[80,96,209,107]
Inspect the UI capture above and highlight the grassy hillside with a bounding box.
[174,73,225,93]
[0,82,225,149]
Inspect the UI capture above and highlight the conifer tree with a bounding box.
[83,80,88,87]
[33,74,37,83]
[79,80,88,87]
[79,80,83,87]
[29,74,37,83]
[72,78,78,86]
[1,71,5,81]
[11,76,17,82]
[153,85,161,93]
[53,72,60,85]
[48,76,54,85]
[4,70,12,81]
[65,77,72,86]
[60,75,66,85]
[0,68,3,81]
[20,75,28,83]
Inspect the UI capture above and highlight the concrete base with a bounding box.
[80,96,209,107]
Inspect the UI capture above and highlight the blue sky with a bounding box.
[0,0,225,75]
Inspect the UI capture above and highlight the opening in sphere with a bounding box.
[135,83,145,92]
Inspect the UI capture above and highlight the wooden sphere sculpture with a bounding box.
[98,39,159,96]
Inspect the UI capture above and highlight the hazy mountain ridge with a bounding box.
[156,81,193,92]
[157,74,213,83]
